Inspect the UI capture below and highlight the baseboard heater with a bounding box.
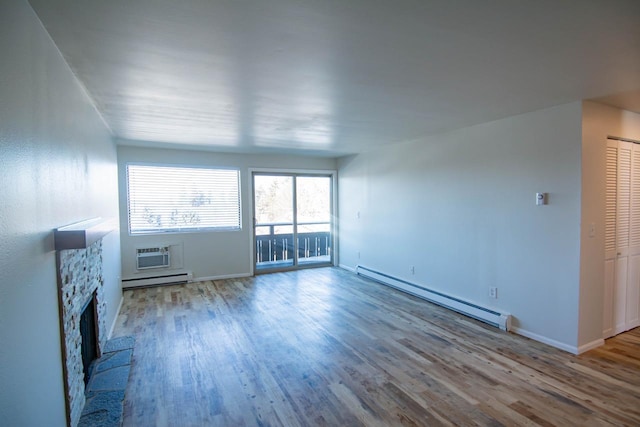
[122,272,193,289]
[356,265,511,331]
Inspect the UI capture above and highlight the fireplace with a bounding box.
[79,293,98,386]
[55,238,108,426]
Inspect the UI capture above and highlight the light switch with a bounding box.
[536,192,547,206]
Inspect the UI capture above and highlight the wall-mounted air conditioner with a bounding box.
[136,246,170,270]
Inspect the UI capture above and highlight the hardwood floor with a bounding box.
[113,268,640,426]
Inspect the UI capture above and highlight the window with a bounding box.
[126,164,241,234]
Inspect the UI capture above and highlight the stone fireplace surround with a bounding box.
[56,240,108,427]
[54,219,133,426]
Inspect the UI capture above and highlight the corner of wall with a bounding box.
[578,101,640,348]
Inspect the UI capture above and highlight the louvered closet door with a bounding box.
[604,139,640,338]
[627,143,640,329]
[603,140,617,338]
[615,141,631,335]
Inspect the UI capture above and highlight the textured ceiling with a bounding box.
[29,0,640,156]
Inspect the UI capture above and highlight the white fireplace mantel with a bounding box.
[54,217,115,251]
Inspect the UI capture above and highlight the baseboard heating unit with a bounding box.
[356,265,511,331]
[122,272,193,289]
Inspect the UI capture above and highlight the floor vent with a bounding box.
[122,272,193,289]
[356,265,511,331]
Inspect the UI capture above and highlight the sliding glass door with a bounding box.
[253,173,333,272]
[296,176,332,265]
[254,175,295,270]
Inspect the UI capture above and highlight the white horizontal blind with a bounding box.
[127,164,241,234]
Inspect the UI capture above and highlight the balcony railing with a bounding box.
[255,221,331,267]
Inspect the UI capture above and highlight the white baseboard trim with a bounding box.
[338,264,356,273]
[107,293,124,340]
[194,272,252,282]
[577,338,605,354]
[511,326,579,354]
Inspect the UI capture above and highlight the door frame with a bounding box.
[248,168,338,275]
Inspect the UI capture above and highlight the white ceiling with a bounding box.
[29,0,640,156]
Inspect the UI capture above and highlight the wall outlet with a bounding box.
[410,266,415,275]
[489,287,498,298]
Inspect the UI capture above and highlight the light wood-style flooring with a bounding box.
[113,267,640,426]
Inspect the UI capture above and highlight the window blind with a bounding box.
[127,164,241,234]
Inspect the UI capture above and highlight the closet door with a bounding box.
[603,140,617,338]
[604,139,640,338]
[614,141,631,335]
[626,144,640,330]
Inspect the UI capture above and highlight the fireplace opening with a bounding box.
[79,295,98,385]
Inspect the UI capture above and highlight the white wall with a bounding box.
[338,102,584,351]
[0,1,120,425]
[579,101,640,349]
[117,145,336,280]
